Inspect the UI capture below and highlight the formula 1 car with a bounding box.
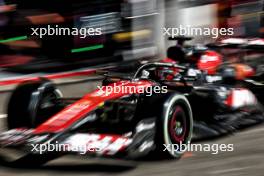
[164,36,261,78]
[206,37,264,103]
[0,62,263,167]
[163,36,264,103]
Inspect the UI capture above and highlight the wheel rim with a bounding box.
[163,95,193,158]
[168,106,187,143]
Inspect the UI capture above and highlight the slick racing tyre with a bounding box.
[131,93,193,159]
[158,94,193,158]
[7,79,62,129]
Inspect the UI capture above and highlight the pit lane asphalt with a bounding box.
[0,80,264,176]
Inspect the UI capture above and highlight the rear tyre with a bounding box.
[5,79,63,167]
[7,79,62,129]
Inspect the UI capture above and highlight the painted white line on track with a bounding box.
[210,166,250,174]
[0,114,7,119]
[241,126,264,134]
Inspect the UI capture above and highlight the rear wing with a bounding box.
[207,38,264,51]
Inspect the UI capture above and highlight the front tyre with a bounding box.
[132,93,193,159]
[160,94,193,158]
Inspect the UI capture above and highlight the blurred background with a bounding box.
[0,0,263,72]
[0,0,264,176]
[0,0,161,72]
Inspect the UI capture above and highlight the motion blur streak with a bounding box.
[0,36,27,43]
[26,13,65,24]
[71,44,104,53]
